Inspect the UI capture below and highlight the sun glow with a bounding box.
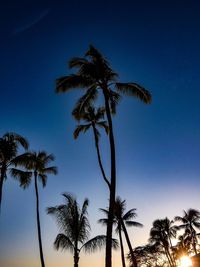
[179,256,192,267]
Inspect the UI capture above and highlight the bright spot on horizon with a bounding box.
[179,256,192,267]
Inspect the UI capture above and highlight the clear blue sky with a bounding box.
[1,1,200,267]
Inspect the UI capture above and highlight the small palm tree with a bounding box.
[56,45,151,267]
[74,106,110,188]
[13,151,57,267]
[99,197,143,267]
[0,132,29,213]
[149,219,175,267]
[175,209,200,255]
[47,193,118,267]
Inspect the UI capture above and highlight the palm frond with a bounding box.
[73,124,91,139]
[56,75,91,93]
[69,57,89,69]
[96,121,109,134]
[38,174,47,187]
[109,89,121,114]
[10,168,32,189]
[54,233,74,252]
[72,86,98,120]
[115,82,151,104]
[125,221,143,228]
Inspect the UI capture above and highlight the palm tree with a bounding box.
[13,151,57,267]
[0,132,29,213]
[47,193,118,267]
[149,219,175,267]
[175,209,200,256]
[56,45,151,267]
[99,197,143,267]
[74,106,110,188]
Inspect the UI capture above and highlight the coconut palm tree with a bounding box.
[175,209,200,256]
[74,106,110,188]
[149,219,175,267]
[0,132,29,213]
[99,197,143,267]
[47,193,118,267]
[56,45,151,267]
[13,151,57,267]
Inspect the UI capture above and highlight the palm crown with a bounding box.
[47,193,118,267]
[56,45,151,119]
[0,132,29,212]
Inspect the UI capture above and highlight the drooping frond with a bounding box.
[54,233,74,252]
[72,86,98,120]
[96,121,109,134]
[56,75,92,93]
[109,89,121,114]
[115,82,151,104]
[69,57,89,69]
[9,168,32,189]
[123,209,138,221]
[73,124,91,139]
[125,221,143,228]
[38,174,47,187]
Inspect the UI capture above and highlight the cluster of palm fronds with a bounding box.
[129,209,200,267]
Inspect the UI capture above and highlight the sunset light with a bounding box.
[180,256,192,267]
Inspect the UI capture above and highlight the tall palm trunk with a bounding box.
[92,123,110,189]
[0,163,6,214]
[118,225,126,267]
[34,171,45,267]
[121,220,138,267]
[103,88,117,267]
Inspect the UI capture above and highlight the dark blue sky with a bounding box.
[1,1,200,267]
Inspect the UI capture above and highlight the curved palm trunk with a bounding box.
[0,163,6,214]
[103,88,116,267]
[163,244,173,267]
[92,124,110,189]
[118,225,126,267]
[191,230,198,255]
[121,220,138,267]
[34,172,45,267]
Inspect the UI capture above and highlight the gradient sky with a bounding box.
[1,1,200,267]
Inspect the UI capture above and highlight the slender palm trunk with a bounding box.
[92,124,110,189]
[163,245,173,267]
[0,163,6,214]
[34,172,45,267]
[191,230,198,255]
[103,88,116,267]
[168,235,176,267]
[119,225,126,267]
[121,220,137,267]
[74,242,79,267]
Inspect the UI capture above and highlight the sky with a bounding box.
[0,0,200,266]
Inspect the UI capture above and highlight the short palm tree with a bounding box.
[47,193,118,267]
[99,197,143,267]
[0,132,29,213]
[56,45,151,267]
[13,151,57,267]
[175,209,200,255]
[74,106,110,188]
[149,219,175,267]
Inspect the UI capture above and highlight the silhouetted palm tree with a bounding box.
[56,45,151,267]
[99,197,143,267]
[175,209,200,255]
[149,219,174,267]
[0,132,29,213]
[13,151,57,267]
[74,106,110,188]
[47,193,118,267]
